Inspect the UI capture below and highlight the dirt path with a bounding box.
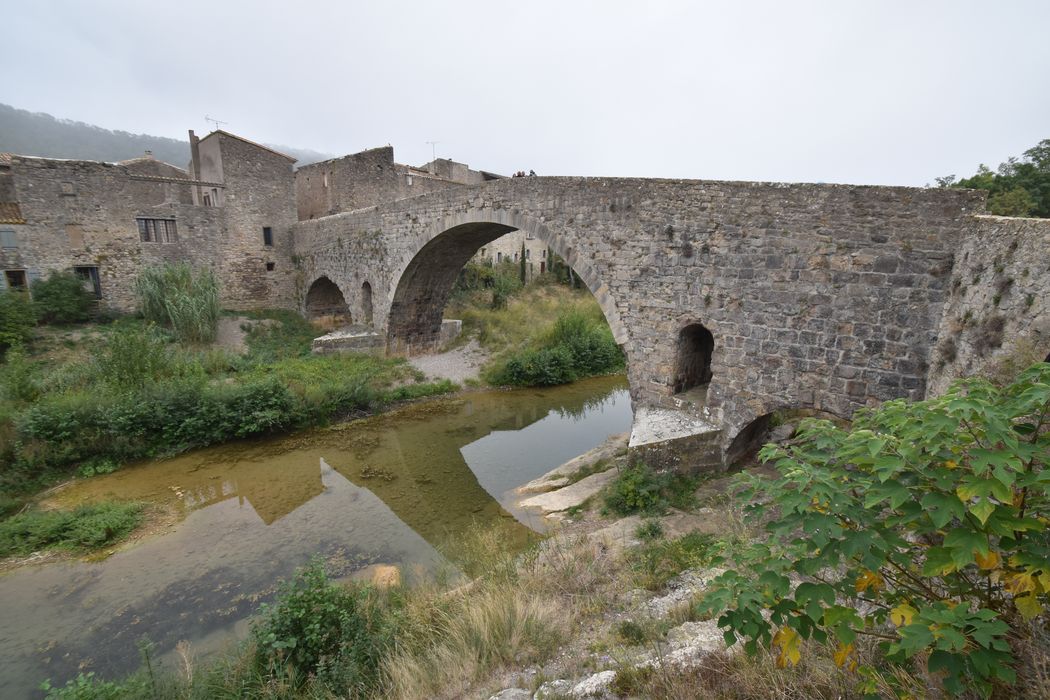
[407,339,490,384]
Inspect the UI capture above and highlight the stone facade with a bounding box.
[294,147,501,220]
[0,131,298,311]
[926,215,1050,394]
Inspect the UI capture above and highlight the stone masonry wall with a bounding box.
[293,177,988,443]
[211,133,298,310]
[295,147,465,221]
[926,215,1050,394]
[7,156,224,310]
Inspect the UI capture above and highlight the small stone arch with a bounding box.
[673,323,714,395]
[305,276,352,328]
[361,281,374,326]
[724,406,849,468]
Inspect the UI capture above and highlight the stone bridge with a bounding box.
[292,176,1050,467]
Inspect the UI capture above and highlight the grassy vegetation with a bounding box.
[446,265,625,387]
[136,263,220,344]
[603,462,698,516]
[0,500,143,557]
[0,307,452,517]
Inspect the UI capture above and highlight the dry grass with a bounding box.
[382,587,569,700]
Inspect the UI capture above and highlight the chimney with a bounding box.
[144,150,153,158]
[188,130,202,203]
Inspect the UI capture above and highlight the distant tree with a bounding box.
[519,242,527,284]
[943,139,1050,218]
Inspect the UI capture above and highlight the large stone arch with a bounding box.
[385,208,627,356]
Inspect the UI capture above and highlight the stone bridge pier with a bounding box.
[292,176,1050,471]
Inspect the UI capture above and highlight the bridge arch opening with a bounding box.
[673,323,714,396]
[305,276,352,328]
[725,408,848,468]
[361,281,374,326]
[387,220,625,362]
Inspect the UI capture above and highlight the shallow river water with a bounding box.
[0,376,631,698]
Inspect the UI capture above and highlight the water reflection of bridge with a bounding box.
[129,378,627,550]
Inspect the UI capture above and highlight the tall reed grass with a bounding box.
[135,263,220,344]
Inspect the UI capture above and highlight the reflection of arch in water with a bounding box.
[318,379,628,550]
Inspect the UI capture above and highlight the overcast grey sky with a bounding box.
[3,0,1048,185]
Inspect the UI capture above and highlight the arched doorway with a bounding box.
[673,323,714,395]
[305,276,351,328]
[361,281,374,326]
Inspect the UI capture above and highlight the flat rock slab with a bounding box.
[629,406,720,448]
[518,468,618,513]
[517,432,629,495]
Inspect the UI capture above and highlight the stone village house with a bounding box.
[0,129,544,315]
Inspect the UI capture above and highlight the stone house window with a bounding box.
[265,262,275,271]
[137,217,178,243]
[73,265,102,299]
[4,269,27,290]
[0,228,17,249]
[497,252,502,263]
[263,226,273,246]
[203,193,212,206]
[525,249,530,259]
[542,249,547,259]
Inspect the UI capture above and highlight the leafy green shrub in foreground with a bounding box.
[0,501,143,556]
[252,561,394,694]
[701,362,1050,698]
[31,271,95,324]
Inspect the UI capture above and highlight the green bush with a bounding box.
[94,323,171,391]
[487,308,624,387]
[0,501,142,556]
[494,345,577,386]
[604,463,697,516]
[0,345,40,403]
[0,290,36,351]
[700,362,1050,698]
[31,271,95,324]
[252,560,394,693]
[135,263,219,344]
[40,671,148,700]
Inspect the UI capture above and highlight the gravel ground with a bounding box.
[408,338,490,384]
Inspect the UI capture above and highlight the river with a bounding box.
[0,376,632,698]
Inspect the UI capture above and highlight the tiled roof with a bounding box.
[0,153,12,167]
[0,202,25,224]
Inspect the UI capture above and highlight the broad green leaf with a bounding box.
[921,492,965,528]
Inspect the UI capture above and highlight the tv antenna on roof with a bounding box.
[425,141,440,174]
[204,115,228,132]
